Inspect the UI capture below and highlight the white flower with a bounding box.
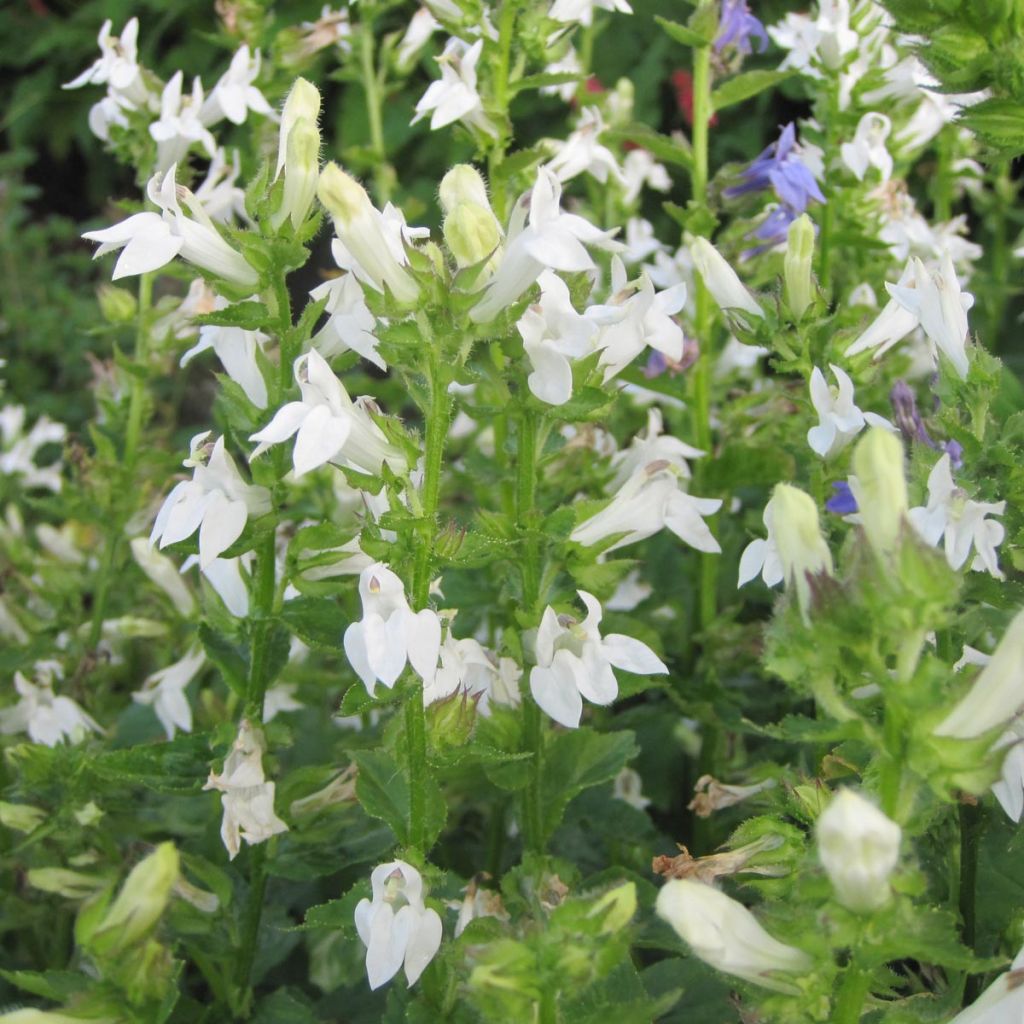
[817,789,901,912]
[199,45,274,127]
[413,37,496,137]
[150,433,271,569]
[469,169,623,323]
[540,48,582,103]
[203,719,288,859]
[193,149,248,225]
[656,879,812,993]
[422,630,497,706]
[310,274,385,371]
[545,107,624,186]
[689,238,763,321]
[355,860,443,990]
[840,112,892,182]
[571,463,721,555]
[63,18,150,107]
[263,683,303,723]
[184,553,251,618]
[935,609,1024,740]
[0,669,101,747]
[606,569,653,611]
[517,269,601,406]
[318,163,422,305]
[621,150,671,205]
[908,454,1005,578]
[807,363,892,459]
[768,0,859,78]
[947,944,1024,1023]
[250,350,402,477]
[609,408,704,488]
[181,321,270,409]
[343,563,442,695]
[529,590,666,728]
[613,767,651,810]
[846,255,973,379]
[738,484,832,622]
[130,537,196,616]
[83,163,260,288]
[993,720,1024,824]
[0,405,65,492]
[593,258,687,382]
[132,647,205,739]
[622,217,666,266]
[549,0,633,27]
[397,8,440,68]
[149,72,217,173]
[451,878,509,937]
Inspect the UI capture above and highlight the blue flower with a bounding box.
[715,0,769,58]
[826,481,858,515]
[726,124,825,212]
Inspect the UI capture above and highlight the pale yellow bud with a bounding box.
[439,164,491,214]
[851,427,907,555]
[97,284,137,324]
[273,118,321,230]
[443,203,502,268]
[784,214,815,319]
[0,801,46,833]
[770,483,833,623]
[276,77,321,179]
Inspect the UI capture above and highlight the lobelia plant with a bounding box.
[4,1,1024,1022]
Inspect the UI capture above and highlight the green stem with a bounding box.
[537,987,558,1024]
[273,273,294,399]
[987,161,1013,350]
[488,0,517,221]
[232,844,268,1019]
[359,14,392,204]
[879,709,903,820]
[959,801,981,1001]
[933,128,954,223]
[688,45,718,638]
[833,963,872,1024]
[817,86,839,298]
[245,529,278,721]
[406,355,451,856]
[88,272,153,650]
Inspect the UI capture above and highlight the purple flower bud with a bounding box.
[715,0,769,58]
[944,439,964,470]
[826,481,858,515]
[889,379,934,448]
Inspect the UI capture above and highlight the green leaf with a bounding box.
[0,969,88,1001]
[959,98,1024,153]
[195,300,271,331]
[512,71,581,95]
[278,596,344,649]
[198,622,248,699]
[541,729,638,839]
[353,749,446,848]
[89,734,212,794]
[603,124,693,171]
[655,15,713,48]
[711,70,796,113]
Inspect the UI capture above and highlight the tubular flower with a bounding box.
[83,163,260,287]
[656,879,812,993]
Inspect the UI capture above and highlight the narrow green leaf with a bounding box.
[711,70,796,113]
[655,15,713,48]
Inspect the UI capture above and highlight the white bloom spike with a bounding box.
[132,647,205,740]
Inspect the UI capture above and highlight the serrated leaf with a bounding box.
[959,98,1024,153]
[512,71,581,95]
[195,300,271,331]
[89,734,212,794]
[353,749,446,849]
[278,596,344,649]
[198,622,248,699]
[0,969,88,1001]
[541,729,638,839]
[711,70,796,113]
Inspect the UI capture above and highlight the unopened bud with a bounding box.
[27,867,106,899]
[656,879,812,992]
[0,801,46,833]
[588,881,636,934]
[770,483,833,623]
[817,789,900,912]
[689,237,764,320]
[936,608,1024,739]
[444,203,501,268]
[276,78,321,179]
[97,284,138,324]
[439,164,491,214]
[851,427,907,555]
[90,842,179,955]
[273,119,321,230]
[784,214,815,319]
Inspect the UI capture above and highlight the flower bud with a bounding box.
[851,427,907,555]
[317,163,420,304]
[444,202,502,268]
[689,237,764,320]
[276,78,321,177]
[97,284,138,324]
[0,801,46,833]
[770,483,833,623]
[783,214,815,319]
[588,881,636,934]
[89,842,179,955]
[936,608,1024,739]
[130,537,195,617]
[27,867,106,899]
[817,789,901,912]
[656,878,812,992]
[273,118,321,230]
[439,164,491,214]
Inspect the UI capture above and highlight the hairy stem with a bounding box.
[359,14,392,204]
[833,962,872,1024]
